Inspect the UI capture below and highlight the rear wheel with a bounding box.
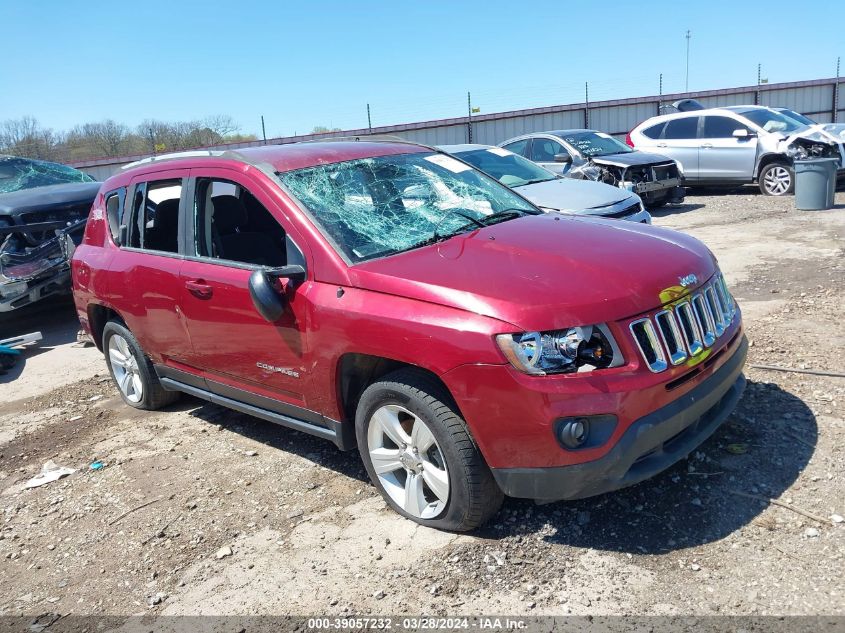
[759,162,794,196]
[356,369,503,531]
[103,321,179,410]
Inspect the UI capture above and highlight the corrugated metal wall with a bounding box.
[72,77,844,179]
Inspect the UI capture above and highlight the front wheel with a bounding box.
[356,369,503,531]
[759,162,794,196]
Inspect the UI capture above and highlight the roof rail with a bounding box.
[121,149,243,170]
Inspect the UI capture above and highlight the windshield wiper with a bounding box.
[519,177,556,186]
[478,208,531,226]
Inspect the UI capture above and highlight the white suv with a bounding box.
[628,105,843,196]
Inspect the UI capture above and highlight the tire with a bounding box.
[355,368,503,531]
[648,198,669,209]
[102,320,179,410]
[759,162,794,196]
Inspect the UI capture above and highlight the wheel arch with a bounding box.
[87,303,125,352]
[754,152,792,180]
[336,353,459,427]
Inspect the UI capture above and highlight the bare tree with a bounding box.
[0,117,61,160]
[80,120,130,157]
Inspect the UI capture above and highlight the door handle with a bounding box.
[657,143,667,148]
[185,279,213,299]
[701,143,713,149]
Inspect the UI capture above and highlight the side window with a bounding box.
[126,179,183,253]
[642,122,666,139]
[502,139,529,156]
[194,178,289,267]
[663,117,699,140]
[529,138,567,162]
[702,116,749,138]
[104,187,126,243]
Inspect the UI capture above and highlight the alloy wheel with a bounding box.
[763,166,791,195]
[366,404,449,519]
[108,334,143,403]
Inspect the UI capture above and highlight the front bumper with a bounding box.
[0,268,71,312]
[490,335,748,501]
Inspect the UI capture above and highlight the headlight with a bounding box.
[496,324,620,376]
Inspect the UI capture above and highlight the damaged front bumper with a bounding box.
[571,160,685,206]
[0,219,85,312]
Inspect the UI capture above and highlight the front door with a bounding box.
[698,115,757,180]
[528,137,572,175]
[177,168,315,415]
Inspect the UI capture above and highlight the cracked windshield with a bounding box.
[0,156,94,193]
[278,151,537,263]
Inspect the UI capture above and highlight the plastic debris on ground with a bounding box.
[24,460,76,489]
[89,461,105,471]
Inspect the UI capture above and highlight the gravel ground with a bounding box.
[0,189,843,621]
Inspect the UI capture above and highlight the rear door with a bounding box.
[177,167,318,417]
[657,116,701,179]
[698,115,757,180]
[106,169,194,365]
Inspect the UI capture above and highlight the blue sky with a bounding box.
[3,0,843,138]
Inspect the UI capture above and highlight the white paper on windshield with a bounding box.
[425,154,471,173]
[486,147,511,157]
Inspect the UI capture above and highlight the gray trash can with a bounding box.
[794,157,838,210]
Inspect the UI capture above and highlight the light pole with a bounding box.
[685,30,691,92]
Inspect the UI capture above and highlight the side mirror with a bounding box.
[248,264,306,322]
[732,129,753,139]
[554,153,573,164]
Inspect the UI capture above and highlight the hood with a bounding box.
[590,151,675,168]
[515,178,633,213]
[0,182,101,215]
[350,214,716,331]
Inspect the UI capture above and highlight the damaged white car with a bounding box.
[499,130,685,208]
[628,103,844,196]
[0,156,99,313]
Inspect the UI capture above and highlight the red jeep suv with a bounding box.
[72,141,747,531]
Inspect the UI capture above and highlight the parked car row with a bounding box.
[70,140,747,531]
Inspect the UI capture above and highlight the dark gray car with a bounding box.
[499,129,685,208]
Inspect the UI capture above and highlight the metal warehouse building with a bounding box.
[72,76,844,181]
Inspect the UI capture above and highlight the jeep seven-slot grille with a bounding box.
[629,273,736,373]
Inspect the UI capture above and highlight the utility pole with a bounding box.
[685,30,691,92]
[260,115,267,145]
[835,57,841,123]
[658,73,663,114]
[148,128,156,154]
[467,92,473,143]
[584,82,590,128]
[367,103,372,134]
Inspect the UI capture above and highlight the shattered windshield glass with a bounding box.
[454,148,557,188]
[737,109,804,134]
[0,156,94,194]
[277,152,538,263]
[562,132,633,157]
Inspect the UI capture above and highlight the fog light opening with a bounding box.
[560,418,590,448]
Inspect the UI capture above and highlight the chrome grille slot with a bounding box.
[627,274,737,373]
[692,293,716,347]
[675,301,704,356]
[704,286,725,336]
[655,310,687,365]
[629,318,668,373]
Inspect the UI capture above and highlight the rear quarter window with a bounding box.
[642,122,666,139]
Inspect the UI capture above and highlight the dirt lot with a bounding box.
[1,189,843,620]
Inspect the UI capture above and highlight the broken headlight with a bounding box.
[496,325,619,376]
